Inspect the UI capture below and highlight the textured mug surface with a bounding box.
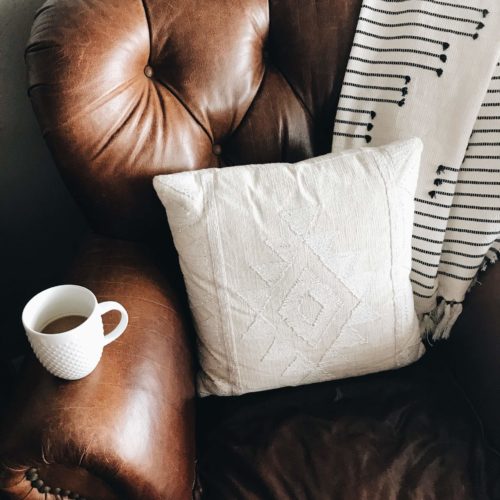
[22,285,128,380]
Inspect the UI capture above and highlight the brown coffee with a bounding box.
[41,315,88,334]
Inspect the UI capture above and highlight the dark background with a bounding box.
[0,0,88,370]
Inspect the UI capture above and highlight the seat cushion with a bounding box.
[196,350,500,499]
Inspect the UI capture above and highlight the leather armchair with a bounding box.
[1,0,499,498]
[0,236,196,499]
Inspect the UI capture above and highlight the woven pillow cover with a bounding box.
[154,138,425,396]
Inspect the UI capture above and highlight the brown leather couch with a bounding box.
[1,1,500,498]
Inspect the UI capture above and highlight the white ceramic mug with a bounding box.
[22,285,128,380]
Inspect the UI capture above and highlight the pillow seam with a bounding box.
[370,148,400,365]
[203,172,243,394]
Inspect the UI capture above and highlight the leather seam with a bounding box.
[268,0,314,124]
[38,74,143,136]
[153,76,214,144]
[91,89,145,161]
[223,63,313,160]
[27,82,52,98]
[137,0,213,145]
[138,0,153,64]
[32,3,53,22]
[223,4,270,150]
[274,64,314,122]
[222,66,267,156]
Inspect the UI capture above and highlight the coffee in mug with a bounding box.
[41,315,88,334]
[22,285,128,380]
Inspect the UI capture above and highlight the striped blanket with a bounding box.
[332,0,500,339]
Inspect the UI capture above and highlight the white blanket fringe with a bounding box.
[420,301,464,342]
[423,245,499,341]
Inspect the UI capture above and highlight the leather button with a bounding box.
[144,65,154,78]
[212,144,222,156]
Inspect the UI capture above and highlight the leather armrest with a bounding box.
[0,235,196,499]
[445,262,500,451]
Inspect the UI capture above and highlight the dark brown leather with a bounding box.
[197,352,500,500]
[26,0,361,240]
[0,235,196,499]
[445,263,500,451]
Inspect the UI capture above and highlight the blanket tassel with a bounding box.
[433,302,463,340]
[419,300,464,342]
[424,246,499,340]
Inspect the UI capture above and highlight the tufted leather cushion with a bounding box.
[26,0,362,239]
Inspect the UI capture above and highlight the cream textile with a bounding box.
[154,139,425,396]
[331,0,500,338]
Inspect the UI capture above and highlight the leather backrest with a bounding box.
[26,0,362,240]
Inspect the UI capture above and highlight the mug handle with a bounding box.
[97,301,129,346]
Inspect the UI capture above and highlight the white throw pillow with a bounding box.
[153,138,425,397]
